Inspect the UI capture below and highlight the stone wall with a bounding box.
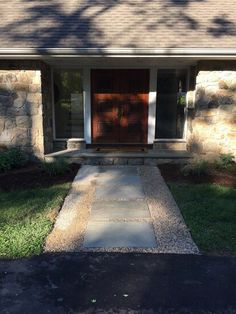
[187,61,236,159]
[0,60,53,158]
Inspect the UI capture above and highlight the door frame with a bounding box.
[51,64,189,146]
[83,66,157,145]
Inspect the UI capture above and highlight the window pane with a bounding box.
[54,70,84,138]
[155,69,187,139]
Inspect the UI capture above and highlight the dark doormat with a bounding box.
[94,147,148,153]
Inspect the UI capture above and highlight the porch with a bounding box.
[47,56,196,157]
[44,147,192,165]
[1,57,235,160]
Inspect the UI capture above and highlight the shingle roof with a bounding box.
[0,0,235,49]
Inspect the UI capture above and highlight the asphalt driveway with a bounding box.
[1,253,236,313]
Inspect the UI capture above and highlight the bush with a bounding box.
[216,153,235,169]
[0,148,27,173]
[42,158,69,176]
[7,148,28,168]
[181,159,209,177]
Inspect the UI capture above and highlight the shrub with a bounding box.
[7,148,28,168]
[0,153,11,172]
[42,158,69,176]
[216,153,235,169]
[0,148,27,173]
[181,159,209,177]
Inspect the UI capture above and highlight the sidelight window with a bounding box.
[53,69,84,139]
[155,69,188,139]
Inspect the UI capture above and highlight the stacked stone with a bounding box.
[0,70,44,157]
[187,70,236,158]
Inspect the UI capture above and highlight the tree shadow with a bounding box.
[0,0,235,50]
[0,61,51,158]
[208,15,236,37]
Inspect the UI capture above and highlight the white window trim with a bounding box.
[83,67,92,144]
[148,67,157,144]
[83,66,155,145]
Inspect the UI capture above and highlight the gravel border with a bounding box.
[45,165,199,254]
[44,166,98,252]
[139,166,199,254]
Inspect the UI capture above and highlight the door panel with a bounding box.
[91,69,149,144]
[92,93,120,143]
[119,93,148,143]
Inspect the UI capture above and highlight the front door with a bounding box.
[91,69,149,144]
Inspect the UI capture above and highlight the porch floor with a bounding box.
[45,149,193,165]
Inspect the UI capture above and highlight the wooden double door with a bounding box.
[91,69,149,144]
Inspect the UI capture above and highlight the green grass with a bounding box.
[0,183,70,259]
[168,183,236,253]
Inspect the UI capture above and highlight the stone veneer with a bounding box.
[187,61,236,159]
[0,60,53,158]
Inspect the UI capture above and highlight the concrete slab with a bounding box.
[99,166,138,177]
[97,174,142,186]
[83,221,157,248]
[90,200,150,220]
[73,165,100,185]
[95,184,145,200]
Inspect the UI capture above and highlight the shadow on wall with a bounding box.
[0,83,40,159]
[0,0,235,49]
[187,73,236,156]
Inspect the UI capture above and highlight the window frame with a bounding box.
[155,67,190,141]
[52,68,85,141]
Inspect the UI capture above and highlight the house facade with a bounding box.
[0,1,235,159]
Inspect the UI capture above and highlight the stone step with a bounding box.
[45,149,193,165]
[153,141,187,150]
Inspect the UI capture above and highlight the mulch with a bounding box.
[0,163,80,192]
[159,164,236,188]
[1,162,235,192]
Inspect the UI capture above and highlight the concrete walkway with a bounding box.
[45,165,198,254]
[84,166,156,249]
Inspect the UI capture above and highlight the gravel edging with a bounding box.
[44,166,97,252]
[139,166,199,254]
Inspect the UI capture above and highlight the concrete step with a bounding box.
[45,149,193,165]
[153,141,187,150]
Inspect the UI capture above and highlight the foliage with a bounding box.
[169,183,236,253]
[0,148,27,173]
[216,153,235,169]
[42,158,69,176]
[0,183,70,258]
[181,159,209,177]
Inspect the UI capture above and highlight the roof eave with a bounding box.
[0,48,236,57]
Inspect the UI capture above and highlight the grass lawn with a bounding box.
[169,183,236,254]
[0,183,70,259]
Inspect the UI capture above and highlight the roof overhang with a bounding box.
[0,48,236,58]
